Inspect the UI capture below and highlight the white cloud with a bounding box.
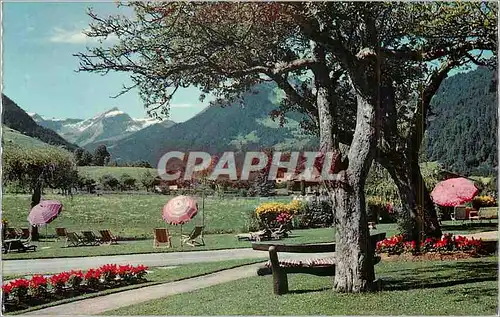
[49,27,118,44]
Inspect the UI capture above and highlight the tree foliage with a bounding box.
[3,143,76,192]
[93,144,111,166]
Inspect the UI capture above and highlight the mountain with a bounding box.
[107,83,317,164]
[424,66,497,177]
[3,126,52,148]
[2,94,79,151]
[30,107,176,151]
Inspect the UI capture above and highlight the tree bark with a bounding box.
[382,152,442,240]
[330,93,377,293]
[30,182,42,241]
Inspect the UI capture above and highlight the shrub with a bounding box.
[376,234,406,255]
[472,195,497,209]
[255,200,303,228]
[296,199,333,229]
[99,174,120,190]
[84,268,101,289]
[68,270,83,290]
[376,233,487,255]
[99,264,118,283]
[132,265,148,280]
[9,279,30,302]
[50,272,70,293]
[366,196,396,223]
[29,275,48,298]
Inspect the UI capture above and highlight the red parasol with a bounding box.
[430,177,479,207]
[162,195,198,225]
[27,200,63,226]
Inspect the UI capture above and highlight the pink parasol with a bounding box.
[430,177,479,207]
[27,200,63,226]
[162,195,198,225]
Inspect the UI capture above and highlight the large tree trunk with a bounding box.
[330,94,377,292]
[382,151,442,241]
[331,178,375,292]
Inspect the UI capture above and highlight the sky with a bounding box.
[2,2,209,122]
[2,2,492,123]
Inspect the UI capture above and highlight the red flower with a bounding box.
[30,275,48,288]
[2,283,13,295]
[50,272,70,287]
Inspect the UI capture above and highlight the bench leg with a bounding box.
[272,268,288,295]
[269,246,288,295]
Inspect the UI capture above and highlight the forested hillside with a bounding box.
[2,94,79,151]
[425,67,497,176]
[108,83,317,164]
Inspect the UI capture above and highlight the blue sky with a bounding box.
[2,2,208,122]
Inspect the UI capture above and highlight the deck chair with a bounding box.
[3,239,37,253]
[66,232,86,247]
[153,228,172,248]
[6,228,22,239]
[236,229,272,242]
[82,231,101,246]
[55,228,68,241]
[99,229,118,245]
[271,225,291,240]
[182,226,205,247]
[20,228,30,239]
[452,206,467,224]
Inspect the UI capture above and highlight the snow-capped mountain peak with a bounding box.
[30,107,175,148]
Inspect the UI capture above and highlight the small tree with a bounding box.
[3,143,76,240]
[99,174,119,190]
[93,145,111,166]
[81,150,94,166]
[140,170,156,192]
[119,173,136,191]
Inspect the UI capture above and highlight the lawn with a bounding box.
[104,256,498,316]
[1,227,337,260]
[4,193,495,240]
[77,166,158,181]
[6,258,265,315]
[2,193,272,238]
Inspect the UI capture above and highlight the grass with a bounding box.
[2,193,267,238]
[2,227,337,260]
[77,166,158,181]
[3,193,496,259]
[6,258,265,315]
[104,256,498,316]
[2,127,49,148]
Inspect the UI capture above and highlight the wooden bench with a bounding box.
[478,207,498,223]
[252,232,386,295]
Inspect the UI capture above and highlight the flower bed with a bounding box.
[376,233,489,258]
[255,200,303,228]
[2,264,148,313]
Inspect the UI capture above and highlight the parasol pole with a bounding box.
[202,177,205,235]
[180,224,183,250]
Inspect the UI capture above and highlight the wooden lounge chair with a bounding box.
[182,226,205,247]
[82,231,101,246]
[271,225,291,240]
[478,207,498,223]
[6,228,22,239]
[66,232,86,247]
[452,206,468,224]
[3,239,37,254]
[99,229,118,245]
[153,228,172,248]
[20,228,30,239]
[55,228,68,241]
